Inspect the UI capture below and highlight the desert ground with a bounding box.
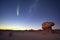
[0,30,60,40]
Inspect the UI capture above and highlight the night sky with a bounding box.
[0,0,60,30]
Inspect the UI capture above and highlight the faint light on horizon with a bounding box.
[0,27,41,30]
[0,25,41,30]
[0,24,59,30]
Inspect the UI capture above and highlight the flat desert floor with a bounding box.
[0,30,60,40]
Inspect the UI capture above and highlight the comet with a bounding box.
[17,4,19,16]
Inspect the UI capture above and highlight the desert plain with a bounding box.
[0,29,60,40]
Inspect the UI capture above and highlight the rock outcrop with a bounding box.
[42,22,55,33]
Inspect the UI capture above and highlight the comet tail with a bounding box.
[17,4,19,16]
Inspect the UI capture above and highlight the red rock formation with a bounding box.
[42,22,55,33]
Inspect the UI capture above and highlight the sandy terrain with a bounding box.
[0,30,60,40]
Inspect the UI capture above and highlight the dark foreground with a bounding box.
[0,30,60,40]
